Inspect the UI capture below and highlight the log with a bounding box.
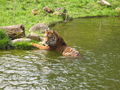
[0,24,25,39]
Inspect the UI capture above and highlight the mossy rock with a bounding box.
[12,41,35,50]
[0,30,39,50]
[11,38,32,44]
[11,38,39,50]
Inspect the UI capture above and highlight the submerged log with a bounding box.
[0,24,25,39]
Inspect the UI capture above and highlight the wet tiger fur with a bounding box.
[32,30,80,57]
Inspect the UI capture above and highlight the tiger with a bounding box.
[32,30,80,57]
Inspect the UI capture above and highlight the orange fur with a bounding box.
[32,43,50,50]
[32,30,80,57]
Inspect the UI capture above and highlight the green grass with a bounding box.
[12,42,35,50]
[0,0,120,31]
[0,29,11,49]
[0,29,40,50]
[12,40,39,50]
[0,0,120,49]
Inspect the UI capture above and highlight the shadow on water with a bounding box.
[0,17,120,89]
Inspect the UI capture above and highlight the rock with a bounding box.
[53,8,72,22]
[32,9,39,15]
[43,6,54,13]
[0,24,25,39]
[53,11,63,16]
[53,8,65,16]
[55,7,64,11]
[29,23,49,32]
[98,0,111,6]
[28,23,49,41]
[27,32,42,41]
[11,38,31,44]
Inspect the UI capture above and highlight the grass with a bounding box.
[12,40,39,50]
[0,29,11,49]
[0,29,40,50]
[0,0,120,31]
[0,0,120,49]
[12,42,35,50]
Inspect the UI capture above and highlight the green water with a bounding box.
[0,17,120,90]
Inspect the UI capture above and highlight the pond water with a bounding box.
[0,17,120,90]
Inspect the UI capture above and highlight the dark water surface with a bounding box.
[0,17,120,90]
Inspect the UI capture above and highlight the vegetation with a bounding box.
[12,40,39,50]
[0,29,39,50]
[12,42,35,50]
[0,0,120,49]
[0,0,120,30]
[0,30,11,49]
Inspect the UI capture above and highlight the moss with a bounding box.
[12,42,34,50]
[12,40,39,50]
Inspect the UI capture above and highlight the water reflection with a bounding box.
[0,17,120,89]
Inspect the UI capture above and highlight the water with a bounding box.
[0,17,120,90]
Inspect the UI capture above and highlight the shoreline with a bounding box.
[0,0,120,49]
[48,15,120,28]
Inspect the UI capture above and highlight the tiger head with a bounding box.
[42,30,66,47]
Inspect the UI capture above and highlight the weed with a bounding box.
[0,29,11,49]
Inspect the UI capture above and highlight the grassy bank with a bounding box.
[0,0,120,49]
[0,0,120,31]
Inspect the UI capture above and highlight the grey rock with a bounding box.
[11,38,32,44]
[27,33,42,41]
[29,23,49,32]
[98,0,111,6]
[0,24,25,39]
[28,23,49,41]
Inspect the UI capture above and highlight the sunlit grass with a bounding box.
[0,0,120,49]
[0,0,120,30]
[0,30,11,49]
[12,42,34,50]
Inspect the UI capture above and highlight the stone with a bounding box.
[11,38,31,44]
[98,0,111,6]
[32,9,39,15]
[29,23,49,32]
[27,32,42,41]
[43,6,54,13]
[28,23,49,41]
[0,24,25,39]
